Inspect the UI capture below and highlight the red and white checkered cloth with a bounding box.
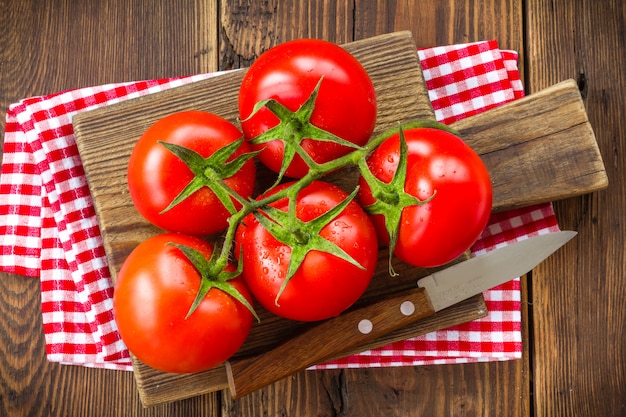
[0,40,559,372]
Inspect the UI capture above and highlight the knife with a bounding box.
[225,230,576,398]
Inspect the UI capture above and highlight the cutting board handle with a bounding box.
[452,79,607,211]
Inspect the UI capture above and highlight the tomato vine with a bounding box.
[166,86,453,317]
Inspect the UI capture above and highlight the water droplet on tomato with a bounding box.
[334,220,351,229]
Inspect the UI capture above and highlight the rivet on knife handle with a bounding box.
[225,287,436,399]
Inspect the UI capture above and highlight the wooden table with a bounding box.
[1,1,624,416]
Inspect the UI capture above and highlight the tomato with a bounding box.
[113,233,254,374]
[235,181,378,322]
[127,110,256,235]
[358,127,492,268]
[238,38,377,178]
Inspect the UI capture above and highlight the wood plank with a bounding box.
[0,1,221,416]
[0,274,49,417]
[219,0,355,69]
[353,0,524,70]
[526,0,626,416]
[223,352,530,417]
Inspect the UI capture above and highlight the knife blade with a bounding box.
[225,230,576,399]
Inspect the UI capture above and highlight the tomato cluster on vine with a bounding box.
[113,38,493,374]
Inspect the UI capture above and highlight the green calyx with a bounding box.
[252,187,365,306]
[244,77,364,185]
[168,242,260,322]
[357,127,436,277]
[158,138,261,215]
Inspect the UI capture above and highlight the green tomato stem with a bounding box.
[211,119,456,278]
[163,100,459,320]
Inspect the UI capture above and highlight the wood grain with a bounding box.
[0,275,48,417]
[526,0,626,416]
[0,1,222,416]
[219,0,355,69]
[224,359,530,417]
[353,0,524,70]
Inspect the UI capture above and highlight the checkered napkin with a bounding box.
[0,40,559,372]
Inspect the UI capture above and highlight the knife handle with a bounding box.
[225,286,435,399]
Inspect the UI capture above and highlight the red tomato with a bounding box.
[358,127,492,268]
[239,38,377,178]
[235,181,378,322]
[127,110,256,235]
[113,233,254,374]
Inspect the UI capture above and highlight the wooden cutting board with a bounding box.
[72,31,607,406]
